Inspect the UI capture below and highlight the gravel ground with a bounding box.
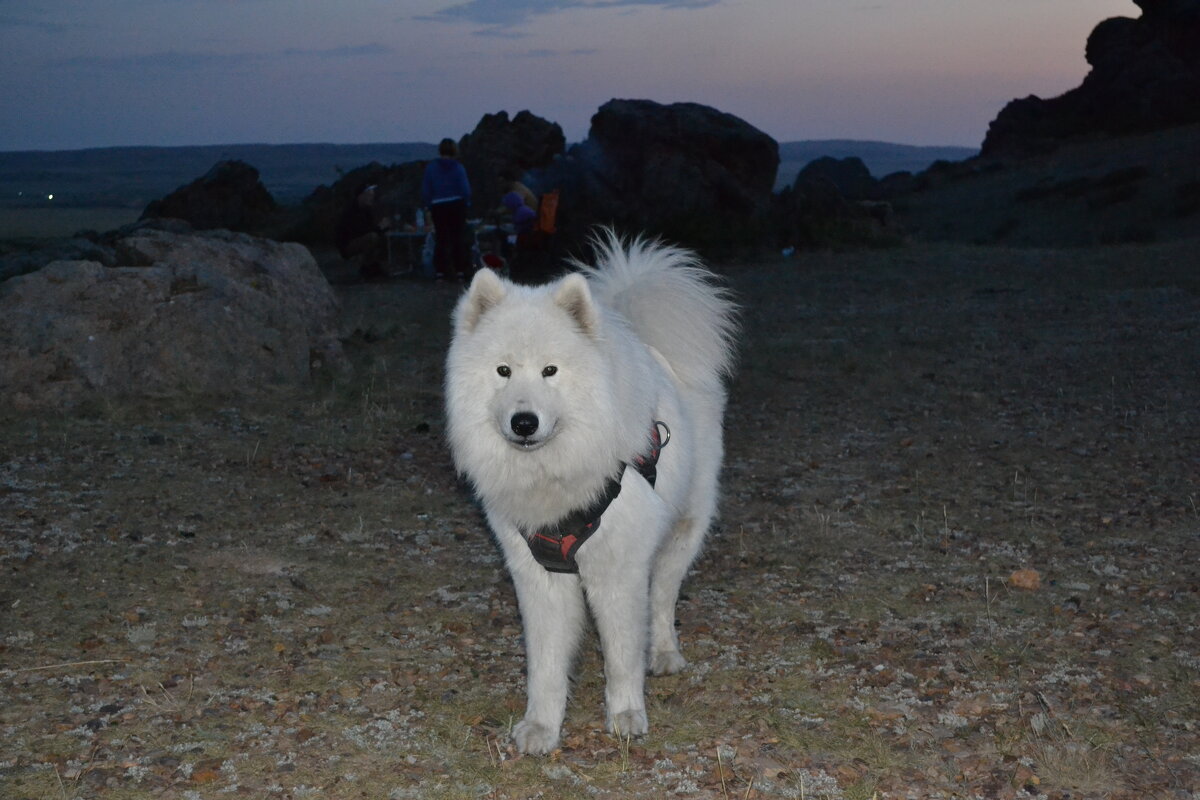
[2,240,1198,799]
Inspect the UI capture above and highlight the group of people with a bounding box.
[335,138,550,284]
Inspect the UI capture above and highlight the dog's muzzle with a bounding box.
[506,411,551,449]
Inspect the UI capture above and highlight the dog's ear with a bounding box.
[553,273,601,337]
[456,269,508,333]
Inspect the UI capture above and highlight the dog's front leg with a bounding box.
[577,501,658,740]
[507,556,586,755]
[581,554,652,738]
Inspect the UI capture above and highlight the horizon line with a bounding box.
[0,137,981,157]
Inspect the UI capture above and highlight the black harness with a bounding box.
[524,422,669,574]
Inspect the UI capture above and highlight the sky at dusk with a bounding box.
[0,0,1136,153]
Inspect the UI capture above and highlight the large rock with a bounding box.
[775,157,902,249]
[535,99,779,248]
[290,111,565,251]
[794,156,881,201]
[0,235,118,284]
[459,110,567,215]
[295,161,428,250]
[0,229,345,410]
[982,0,1200,156]
[141,160,279,232]
[284,111,564,253]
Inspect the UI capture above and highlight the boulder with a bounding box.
[794,156,880,201]
[295,160,427,250]
[982,0,1200,156]
[290,111,565,252]
[0,235,118,284]
[459,110,567,215]
[534,99,779,248]
[141,159,278,232]
[0,229,345,410]
[775,157,902,248]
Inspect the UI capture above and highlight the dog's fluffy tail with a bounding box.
[573,229,738,389]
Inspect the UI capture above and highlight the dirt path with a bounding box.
[2,241,1197,799]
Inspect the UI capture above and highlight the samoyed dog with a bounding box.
[444,231,737,754]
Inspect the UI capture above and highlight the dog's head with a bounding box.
[448,269,608,453]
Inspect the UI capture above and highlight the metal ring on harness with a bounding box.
[654,420,671,449]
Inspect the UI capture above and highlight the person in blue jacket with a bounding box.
[421,138,472,280]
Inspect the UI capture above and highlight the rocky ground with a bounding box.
[1,240,1197,799]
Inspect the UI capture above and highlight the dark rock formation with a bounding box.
[794,156,881,201]
[889,119,1200,247]
[295,161,427,249]
[534,99,779,248]
[769,156,904,249]
[982,0,1200,156]
[289,111,564,254]
[0,235,118,284]
[133,103,777,255]
[458,110,567,215]
[0,228,344,410]
[141,160,278,232]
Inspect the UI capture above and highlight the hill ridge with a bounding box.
[0,139,977,208]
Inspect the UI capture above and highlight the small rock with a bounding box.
[1009,569,1041,591]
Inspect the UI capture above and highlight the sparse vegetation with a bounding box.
[2,241,1198,799]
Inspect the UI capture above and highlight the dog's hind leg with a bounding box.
[508,558,586,755]
[648,513,710,675]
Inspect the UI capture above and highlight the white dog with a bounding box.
[444,231,737,754]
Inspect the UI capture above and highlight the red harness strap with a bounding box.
[524,421,669,574]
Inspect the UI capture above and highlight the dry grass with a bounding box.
[1,240,1198,799]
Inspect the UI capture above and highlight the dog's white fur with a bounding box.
[444,231,737,754]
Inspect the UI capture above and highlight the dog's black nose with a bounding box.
[510,412,539,437]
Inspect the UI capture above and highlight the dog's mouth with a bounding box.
[504,431,553,451]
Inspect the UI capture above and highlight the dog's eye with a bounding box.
[497,365,511,378]
[542,365,557,378]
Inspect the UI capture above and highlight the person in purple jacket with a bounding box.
[421,138,473,280]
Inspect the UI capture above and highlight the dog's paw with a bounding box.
[649,649,688,676]
[513,719,560,755]
[607,708,649,738]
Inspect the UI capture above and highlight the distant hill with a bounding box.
[776,140,977,190]
[0,139,978,211]
[0,142,438,208]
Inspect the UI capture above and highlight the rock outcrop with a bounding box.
[794,157,881,201]
[0,229,344,410]
[534,99,779,248]
[982,0,1200,156]
[776,157,902,248]
[141,160,279,232]
[0,235,118,284]
[291,110,566,253]
[296,160,428,250]
[459,110,567,215]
